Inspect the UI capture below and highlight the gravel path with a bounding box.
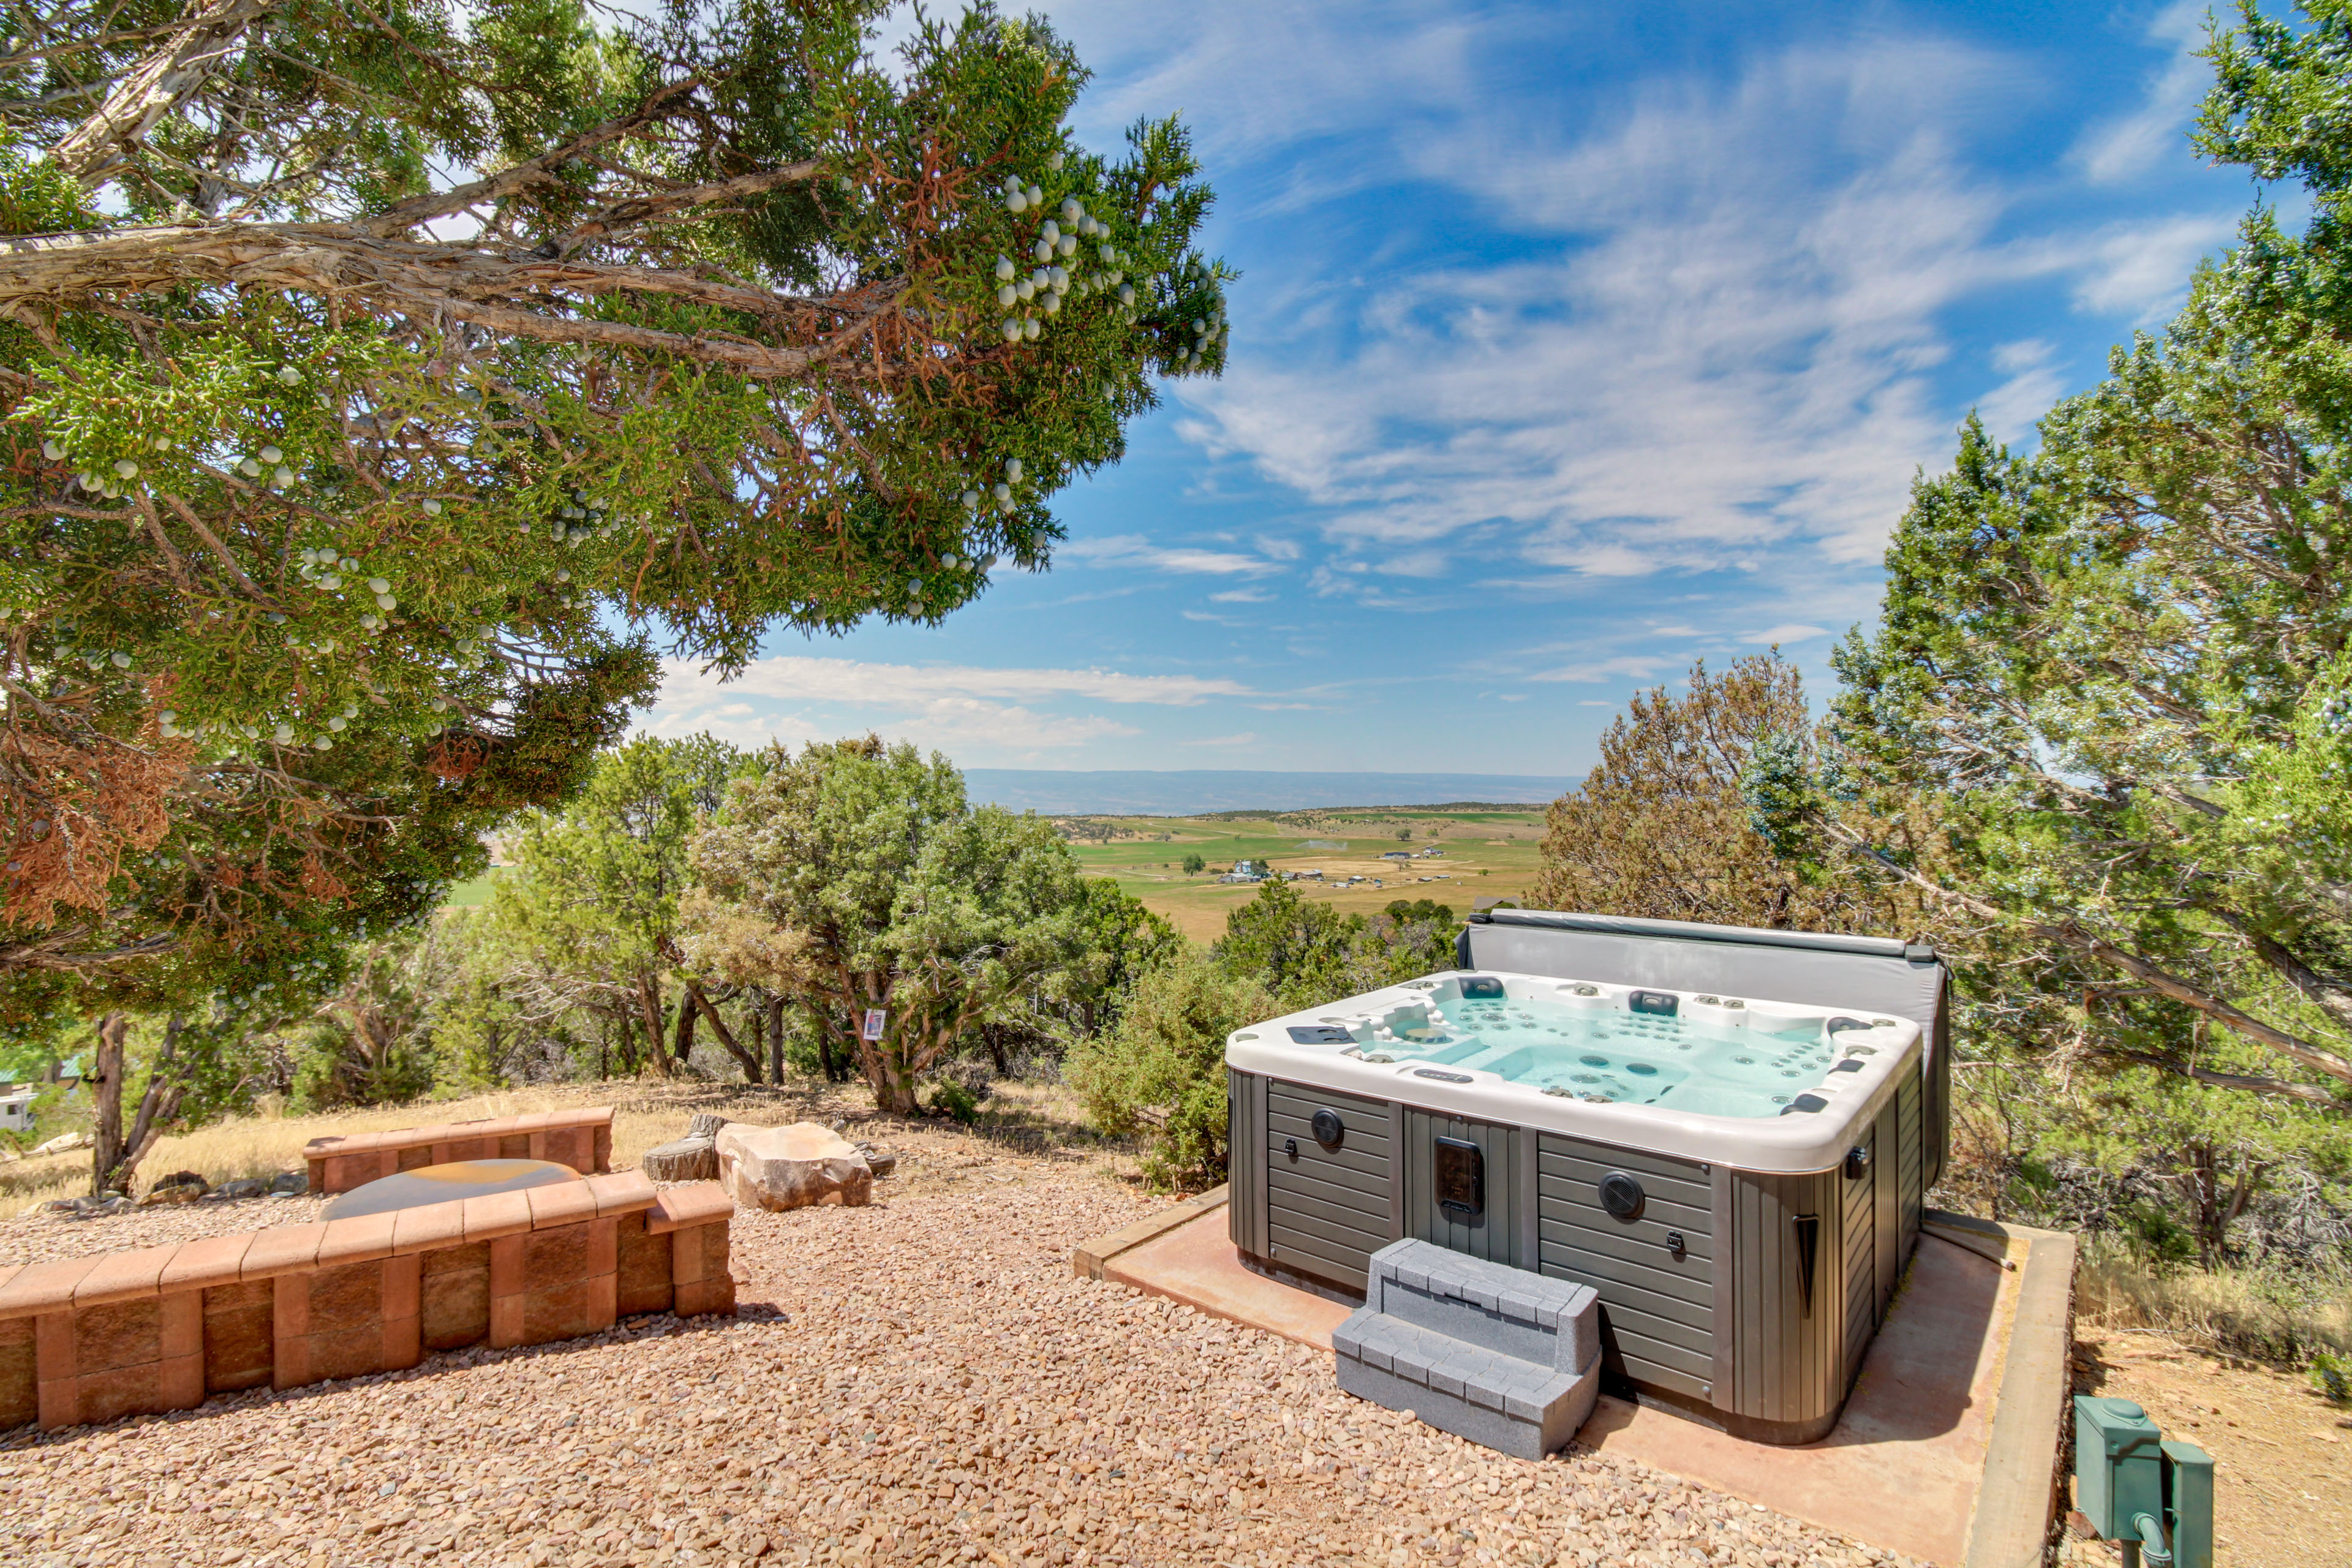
[0,1133,1915,1568]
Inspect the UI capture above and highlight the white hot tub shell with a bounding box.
[1224,908,1951,1444]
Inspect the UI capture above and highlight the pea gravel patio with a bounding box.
[0,1125,1919,1568]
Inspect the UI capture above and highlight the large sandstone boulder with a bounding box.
[717,1121,873,1211]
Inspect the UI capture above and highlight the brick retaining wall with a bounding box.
[0,1174,733,1433]
[304,1107,616,1194]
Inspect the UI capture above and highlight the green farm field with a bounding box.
[1060,807,1548,940]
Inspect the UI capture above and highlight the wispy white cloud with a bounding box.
[641,696,1140,757]
[2070,2,2209,185]
[654,654,1255,710]
[1169,34,2242,590]
[2067,212,2237,320]
[1209,586,1275,603]
[1061,533,1286,577]
[1529,655,1674,685]
[1745,623,1830,644]
[1183,731,1260,747]
[1976,338,2065,445]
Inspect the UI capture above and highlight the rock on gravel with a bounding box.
[0,1124,1917,1568]
[719,1121,872,1212]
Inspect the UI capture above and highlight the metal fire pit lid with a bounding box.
[320,1158,580,1219]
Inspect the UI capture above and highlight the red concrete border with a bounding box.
[303,1107,616,1193]
[0,1172,736,1433]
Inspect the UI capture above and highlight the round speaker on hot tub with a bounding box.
[1597,1171,1646,1221]
[1310,1107,1346,1150]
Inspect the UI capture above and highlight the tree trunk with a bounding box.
[872,1047,918,1116]
[688,983,764,1084]
[673,989,697,1072]
[768,995,787,1084]
[89,1013,130,1197]
[984,1026,1011,1079]
[636,976,671,1079]
[90,1014,187,1197]
[814,1014,842,1083]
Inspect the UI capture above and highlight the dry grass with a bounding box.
[2076,1241,2352,1365]
[4,1074,1150,1215]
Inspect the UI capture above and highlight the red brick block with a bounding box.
[615,1211,673,1318]
[74,1243,179,1308]
[317,1211,398,1269]
[76,1298,161,1373]
[647,1182,733,1235]
[161,1233,253,1293]
[420,1243,490,1351]
[383,1253,422,1372]
[525,1180,597,1231]
[583,1170,657,1217]
[521,1280,596,1345]
[522,1221,592,1284]
[462,1189,533,1243]
[0,1257,102,1320]
[0,1317,32,1431]
[391,1196,467,1257]
[243,1223,328,1281]
[674,1276,737,1317]
[203,1280,274,1393]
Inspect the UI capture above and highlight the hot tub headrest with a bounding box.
[1461,909,1941,1028]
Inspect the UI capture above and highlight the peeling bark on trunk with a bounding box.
[52,0,281,183]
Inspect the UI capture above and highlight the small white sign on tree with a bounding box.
[861,1008,889,1042]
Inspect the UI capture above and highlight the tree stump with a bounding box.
[687,1112,727,1140]
[640,1136,718,1182]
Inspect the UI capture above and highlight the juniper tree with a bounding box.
[687,735,1093,1115]
[1533,654,1929,935]
[0,0,1229,1019]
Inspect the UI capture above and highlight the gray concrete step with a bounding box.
[1333,1240,1604,1460]
[1368,1238,1602,1373]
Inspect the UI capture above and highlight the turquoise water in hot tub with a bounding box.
[1381,993,1842,1118]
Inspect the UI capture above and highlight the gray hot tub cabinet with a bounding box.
[1226,910,1951,1446]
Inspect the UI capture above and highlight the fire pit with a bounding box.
[320,1158,579,1219]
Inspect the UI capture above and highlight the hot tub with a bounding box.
[1225,908,1951,1444]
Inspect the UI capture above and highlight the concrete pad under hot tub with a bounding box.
[1072,1202,2073,1568]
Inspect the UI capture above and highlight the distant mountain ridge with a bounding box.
[960,770,1573,816]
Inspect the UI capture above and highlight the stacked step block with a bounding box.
[1334,1238,1602,1460]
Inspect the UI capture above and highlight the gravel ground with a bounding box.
[0,1126,1915,1568]
[0,1193,330,1265]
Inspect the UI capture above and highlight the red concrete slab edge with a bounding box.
[1962,1223,2078,1568]
[1070,1185,1230,1280]
[1097,1205,1351,1352]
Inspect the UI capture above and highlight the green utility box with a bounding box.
[2075,1395,2166,1540]
[2162,1439,2214,1568]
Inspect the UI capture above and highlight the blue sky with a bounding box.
[644,0,2258,776]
